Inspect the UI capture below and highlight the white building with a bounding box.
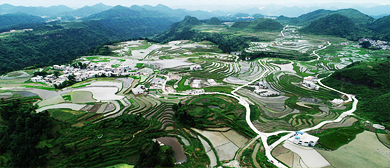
[191,79,202,88]
[190,64,202,71]
[302,80,320,90]
[207,79,218,86]
[290,132,319,147]
[185,89,205,95]
[331,99,344,106]
[132,85,147,95]
[31,76,44,83]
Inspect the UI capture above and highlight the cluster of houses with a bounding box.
[359,38,390,50]
[30,62,148,87]
[301,76,320,90]
[31,74,67,87]
[253,81,280,97]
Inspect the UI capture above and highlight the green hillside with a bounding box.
[154,16,248,53]
[322,60,390,123]
[0,13,45,29]
[231,18,283,31]
[276,8,374,27]
[369,15,390,41]
[207,17,221,25]
[0,6,177,75]
[231,21,251,29]
[300,14,357,37]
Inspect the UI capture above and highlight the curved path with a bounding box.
[309,41,331,62]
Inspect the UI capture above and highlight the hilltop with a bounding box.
[231,18,283,31]
[299,14,357,38]
[0,13,45,29]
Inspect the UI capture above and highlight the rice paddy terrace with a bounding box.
[1,25,389,168]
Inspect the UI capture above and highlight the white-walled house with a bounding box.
[132,85,147,95]
[290,132,319,147]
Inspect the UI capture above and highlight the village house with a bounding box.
[290,131,319,147]
[132,85,147,95]
[191,79,202,88]
[185,89,205,95]
[190,64,202,71]
[207,79,218,86]
[302,76,319,90]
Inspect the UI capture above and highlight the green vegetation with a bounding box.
[135,63,144,68]
[0,5,177,75]
[159,55,174,59]
[322,60,390,123]
[267,133,289,145]
[166,79,178,86]
[86,45,113,56]
[300,14,358,38]
[176,77,192,91]
[249,105,260,121]
[0,100,52,167]
[174,95,256,137]
[312,122,364,150]
[135,141,175,168]
[231,18,283,31]
[203,86,233,94]
[154,16,250,53]
[207,17,221,25]
[0,13,45,29]
[269,60,290,64]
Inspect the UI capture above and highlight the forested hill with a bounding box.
[299,14,357,38]
[0,6,177,75]
[0,13,45,29]
[368,15,390,41]
[276,8,373,26]
[322,60,390,124]
[154,16,249,53]
[231,18,283,31]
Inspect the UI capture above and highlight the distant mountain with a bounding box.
[83,5,141,20]
[252,14,264,19]
[132,4,215,20]
[234,13,251,17]
[300,14,357,37]
[207,17,221,25]
[231,18,283,31]
[0,4,73,16]
[275,8,374,27]
[0,13,45,29]
[60,3,112,17]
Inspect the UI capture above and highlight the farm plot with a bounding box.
[272,144,293,167]
[36,103,86,112]
[71,91,96,103]
[283,141,331,168]
[193,128,241,161]
[318,131,390,168]
[38,95,65,107]
[75,87,123,101]
[320,117,358,130]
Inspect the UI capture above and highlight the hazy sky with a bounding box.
[1,0,389,9]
